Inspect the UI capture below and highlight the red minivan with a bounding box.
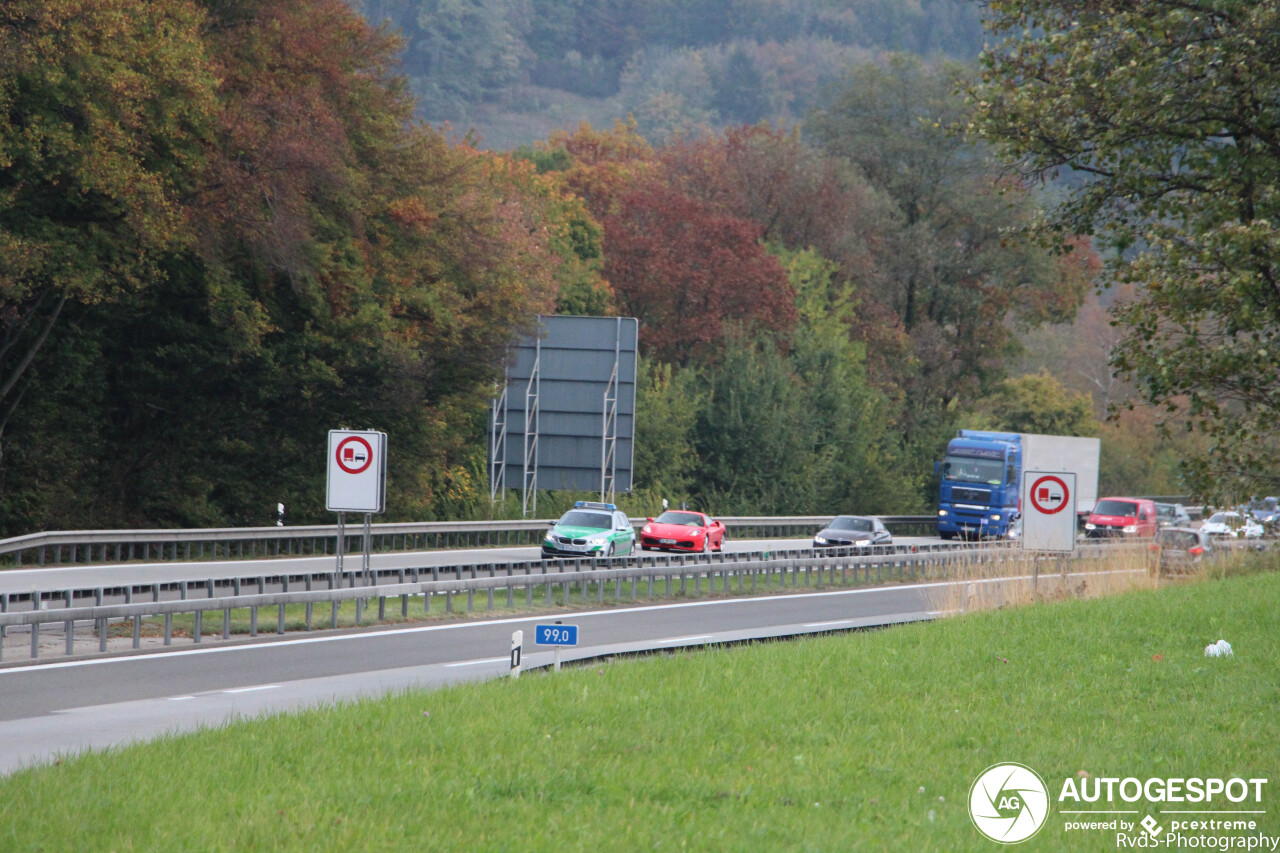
[1085,497,1158,538]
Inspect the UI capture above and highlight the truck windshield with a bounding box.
[941,455,1006,485]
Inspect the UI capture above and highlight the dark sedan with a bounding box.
[813,515,892,548]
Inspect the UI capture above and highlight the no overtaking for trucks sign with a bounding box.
[1021,471,1076,552]
[327,430,387,513]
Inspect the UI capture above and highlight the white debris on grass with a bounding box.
[1204,639,1234,657]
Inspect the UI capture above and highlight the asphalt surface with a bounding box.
[0,535,939,596]
[0,579,963,775]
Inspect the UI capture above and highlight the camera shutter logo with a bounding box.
[969,763,1050,844]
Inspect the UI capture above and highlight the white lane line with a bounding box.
[1,570,1141,674]
[658,635,711,644]
[168,696,195,702]
[803,620,856,628]
[444,657,507,668]
[222,685,279,694]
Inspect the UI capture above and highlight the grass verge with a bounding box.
[2,559,1277,850]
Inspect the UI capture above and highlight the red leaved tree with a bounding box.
[603,180,796,364]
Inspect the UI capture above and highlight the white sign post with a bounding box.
[327,430,387,580]
[1020,471,1077,553]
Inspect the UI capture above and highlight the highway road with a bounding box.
[0,576,986,775]
[0,535,943,596]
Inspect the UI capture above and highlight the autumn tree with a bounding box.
[971,0,1280,497]
[0,0,216,445]
[0,0,567,532]
[603,178,796,363]
[655,125,910,387]
[807,56,1090,411]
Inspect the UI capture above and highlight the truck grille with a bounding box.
[952,487,990,502]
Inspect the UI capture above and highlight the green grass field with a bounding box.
[2,565,1277,851]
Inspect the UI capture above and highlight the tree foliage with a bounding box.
[603,179,796,363]
[971,0,1280,496]
[0,0,567,533]
[0,0,216,438]
[807,56,1091,412]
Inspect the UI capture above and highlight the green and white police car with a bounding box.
[541,501,636,558]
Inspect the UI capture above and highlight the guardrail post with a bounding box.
[194,611,203,644]
[164,613,172,646]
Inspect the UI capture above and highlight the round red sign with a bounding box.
[334,435,374,475]
[1029,475,1070,515]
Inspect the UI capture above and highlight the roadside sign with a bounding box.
[1021,471,1076,552]
[535,624,578,646]
[326,430,387,513]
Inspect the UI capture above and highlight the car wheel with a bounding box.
[940,531,955,541]
[606,542,616,558]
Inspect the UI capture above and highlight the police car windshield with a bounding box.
[559,511,612,529]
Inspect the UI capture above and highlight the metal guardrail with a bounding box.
[2,539,1127,663]
[0,516,939,568]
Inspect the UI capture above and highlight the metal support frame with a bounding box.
[601,317,622,503]
[489,373,508,506]
[521,332,541,518]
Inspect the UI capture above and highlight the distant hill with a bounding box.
[350,0,986,150]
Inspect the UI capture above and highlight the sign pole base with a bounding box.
[336,512,345,577]
[362,513,373,584]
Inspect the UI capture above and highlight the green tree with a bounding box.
[965,371,1098,437]
[632,358,702,500]
[970,0,1280,497]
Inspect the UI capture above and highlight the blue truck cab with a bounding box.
[937,430,1021,540]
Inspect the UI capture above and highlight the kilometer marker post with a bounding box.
[510,630,523,679]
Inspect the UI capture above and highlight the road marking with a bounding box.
[803,620,855,628]
[0,570,1142,674]
[168,696,195,702]
[444,658,506,668]
[222,685,279,694]
[658,635,711,644]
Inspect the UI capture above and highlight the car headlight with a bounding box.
[1085,523,1096,530]
[938,509,948,517]
[814,536,828,545]
[544,531,555,541]
[1122,525,1137,533]
[642,524,651,534]
[587,536,609,547]
[855,539,871,547]
[990,514,1001,521]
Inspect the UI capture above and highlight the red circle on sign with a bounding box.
[1029,475,1070,515]
[335,436,374,475]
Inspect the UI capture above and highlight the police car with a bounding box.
[541,501,637,558]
